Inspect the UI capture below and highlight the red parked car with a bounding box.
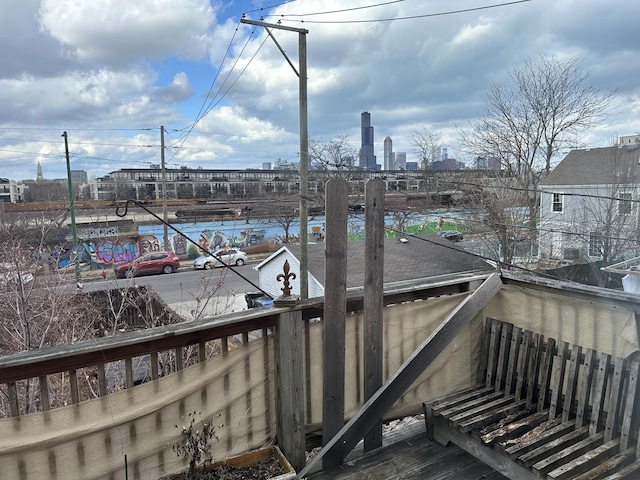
[114,252,180,279]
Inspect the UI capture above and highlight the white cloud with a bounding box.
[0,0,639,181]
[450,18,495,46]
[38,0,214,66]
[154,73,193,103]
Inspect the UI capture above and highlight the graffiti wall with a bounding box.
[77,232,163,267]
[93,240,140,264]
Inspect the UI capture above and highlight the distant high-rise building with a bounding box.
[70,170,88,183]
[359,112,378,170]
[383,136,393,170]
[36,161,43,181]
[475,156,501,170]
[262,162,272,170]
[393,152,407,170]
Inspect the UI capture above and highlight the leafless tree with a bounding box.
[271,203,298,243]
[309,136,364,207]
[458,175,534,266]
[515,56,612,174]
[310,136,358,176]
[23,180,71,202]
[410,127,441,170]
[459,55,612,265]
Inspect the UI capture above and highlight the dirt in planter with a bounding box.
[161,458,286,479]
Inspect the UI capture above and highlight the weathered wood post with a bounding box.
[274,260,305,471]
[364,178,385,451]
[322,178,348,470]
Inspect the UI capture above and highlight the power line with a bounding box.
[271,0,533,24]
[243,0,298,16]
[169,23,265,162]
[263,0,406,19]
[439,178,640,204]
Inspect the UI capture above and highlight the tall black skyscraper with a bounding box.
[359,111,378,170]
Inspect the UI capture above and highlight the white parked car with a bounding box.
[193,248,247,269]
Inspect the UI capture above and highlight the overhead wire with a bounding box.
[270,0,533,24]
[168,22,270,162]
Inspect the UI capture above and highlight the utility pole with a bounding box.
[161,126,169,251]
[240,18,309,299]
[62,131,81,286]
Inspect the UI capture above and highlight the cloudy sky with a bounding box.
[1,0,639,181]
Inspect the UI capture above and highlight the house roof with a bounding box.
[263,234,495,289]
[542,144,640,186]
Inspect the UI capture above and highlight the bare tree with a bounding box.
[459,55,611,265]
[23,180,71,202]
[309,136,358,176]
[271,203,297,243]
[459,175,534,266]
[515,56,612,174]
[411,127,440,170]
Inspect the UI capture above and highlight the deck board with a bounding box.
[305,421,507,480]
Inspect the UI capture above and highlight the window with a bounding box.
[552,193,563,212]
[618,193,632,215]
[589,232,603,257]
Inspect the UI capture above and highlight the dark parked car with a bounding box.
[245,292,273,309]
[438,230,463,242]
[114,252,180,278]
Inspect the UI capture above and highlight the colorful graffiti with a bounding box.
[197,229,228,254]
[139,234,160,254]
[94,240,140,264]
[76,234,162,266]
[172,234,187,255]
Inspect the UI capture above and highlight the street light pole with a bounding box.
[62,131,81,286]
[240,18,309,299]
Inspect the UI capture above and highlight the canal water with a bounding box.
[138,210,477,248]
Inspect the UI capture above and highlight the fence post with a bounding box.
[275,308,305,471]
[364,178,385,451]
[322,178,348,469]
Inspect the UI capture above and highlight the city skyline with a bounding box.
[1,1,639,181]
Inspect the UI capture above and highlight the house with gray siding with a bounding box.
[538,136,640,266]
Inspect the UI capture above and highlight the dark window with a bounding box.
[552,193,563,212]
[619,193,632,215]
[589,232,603,257]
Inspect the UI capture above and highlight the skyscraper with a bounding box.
[384,136,393,170]
[359,112,378,170]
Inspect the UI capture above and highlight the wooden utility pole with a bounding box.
[240,18,309,299]
[161,126,169,251]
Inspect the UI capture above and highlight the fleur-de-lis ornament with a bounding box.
[276,259,296,297]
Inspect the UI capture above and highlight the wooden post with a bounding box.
[364,178,385,451]
[322,178,348,469]
[275,309,305,472]
[298,273,503,478]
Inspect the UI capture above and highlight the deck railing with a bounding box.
[2,271,634,480]
[0,274,483,478]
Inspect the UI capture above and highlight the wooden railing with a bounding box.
[0,274,484,475]
[0,306,280,416]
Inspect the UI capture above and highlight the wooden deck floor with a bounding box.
[305,420,507,480]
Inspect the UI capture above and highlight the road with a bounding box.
[81,261,262,317]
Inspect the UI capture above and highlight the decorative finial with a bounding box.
[276,259,296,297]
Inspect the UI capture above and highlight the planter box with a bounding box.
[161,445,295,479]
[209,446,295,479]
